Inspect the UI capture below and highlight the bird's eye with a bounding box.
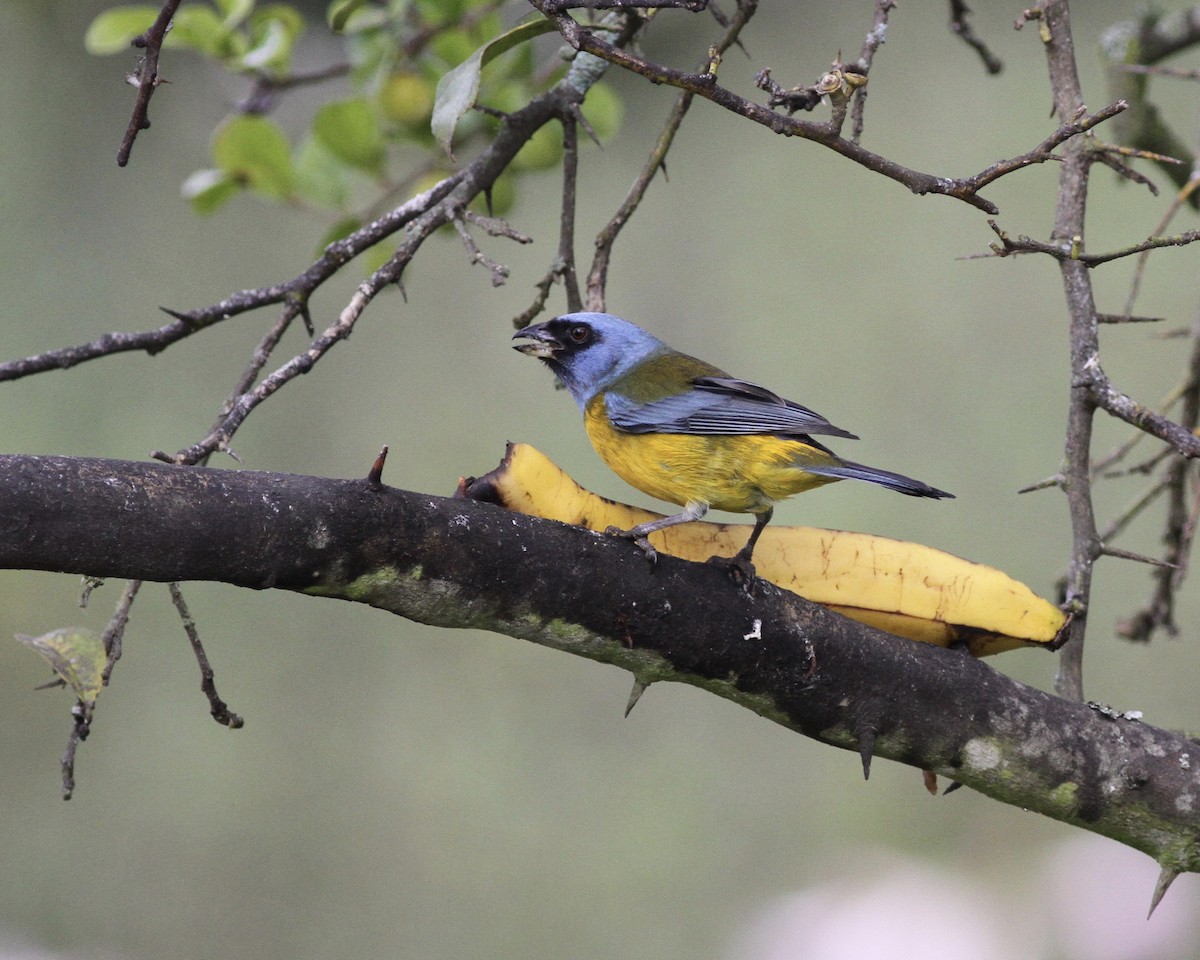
[568,324,591,344]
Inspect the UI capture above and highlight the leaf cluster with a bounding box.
[86,0,623,270]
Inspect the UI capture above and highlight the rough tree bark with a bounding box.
[2,452,1197,880]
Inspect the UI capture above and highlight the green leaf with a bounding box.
[84,6,159,55]
[251,4,306,41]
[431,16,556,159]
[212,115,295,199]
[239,17,291,71]
[363,239,396,276]
[16,628,106,706]
[167,6,231,56]
[328,0,368,32]
[581,81,623,142]
[181,168,241,214]
[294,138,350,208]
[312,98,385,176]
[214,0,255,27]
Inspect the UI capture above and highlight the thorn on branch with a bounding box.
[1099,544,1177,569]
[367,446,389,486]
[855,719,877,780]
[624,677,649,717]
[1017,474,1064,494]
[1149,865,1181,918]
[1096,314,1166,324]
[571,102,603,149]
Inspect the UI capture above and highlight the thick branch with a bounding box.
[0,453,1197,873]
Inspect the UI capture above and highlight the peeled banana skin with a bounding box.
[460,443,1067,657]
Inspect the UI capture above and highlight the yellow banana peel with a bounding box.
[462,444,1067,657]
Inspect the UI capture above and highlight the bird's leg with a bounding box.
[711,507,772,587]
[605,501,709,564]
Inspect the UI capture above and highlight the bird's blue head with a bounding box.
[513,312,668,410]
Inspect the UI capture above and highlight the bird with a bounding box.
[512,312,952,582]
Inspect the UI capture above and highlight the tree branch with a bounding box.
[117,0,182,166]
[531,0,1123,213]
[0,452,1198,876]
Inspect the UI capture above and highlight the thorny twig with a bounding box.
[986,223,1200,267]
[117,0,182,166]
[533,0,1128,214]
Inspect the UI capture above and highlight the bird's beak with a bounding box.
[512,323,561,359]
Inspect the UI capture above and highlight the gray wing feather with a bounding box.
[606,376,858,440]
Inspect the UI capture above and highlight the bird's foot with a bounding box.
[604,525,658,564]
[706,551,757,593]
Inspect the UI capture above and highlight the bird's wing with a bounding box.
[605,376,858,440]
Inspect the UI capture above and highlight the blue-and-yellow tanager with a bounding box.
[513,312,952,579]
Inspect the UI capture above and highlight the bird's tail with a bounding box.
[803,460,954,499]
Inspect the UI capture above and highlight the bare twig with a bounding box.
[237,62,353,115]
[558,112,583,312]
[949,0,1003,74]
[169,582,244,728]
[61,702,89,801]
[535,0,1127,215]
[849,0,897,140]
[541,0,707,9]
[959,101,1126,194]
[1124,171,1200,315]
[1119,63,1200,82]
[0,173,467,386]
[1101,8,1200,206]
[984,218,1200,267]
[100,579,142,688]
[453,213,513,287]
[588,2,757,307]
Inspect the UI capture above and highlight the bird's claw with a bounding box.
[707,552,757,593]
[604,525,658,564]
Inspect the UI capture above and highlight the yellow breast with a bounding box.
[583,394,840,515]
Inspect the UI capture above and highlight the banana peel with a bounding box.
[460,443,1067,657]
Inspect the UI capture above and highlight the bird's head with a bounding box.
[513,312,667,409]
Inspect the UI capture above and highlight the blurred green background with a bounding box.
[3,2,1200,958]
